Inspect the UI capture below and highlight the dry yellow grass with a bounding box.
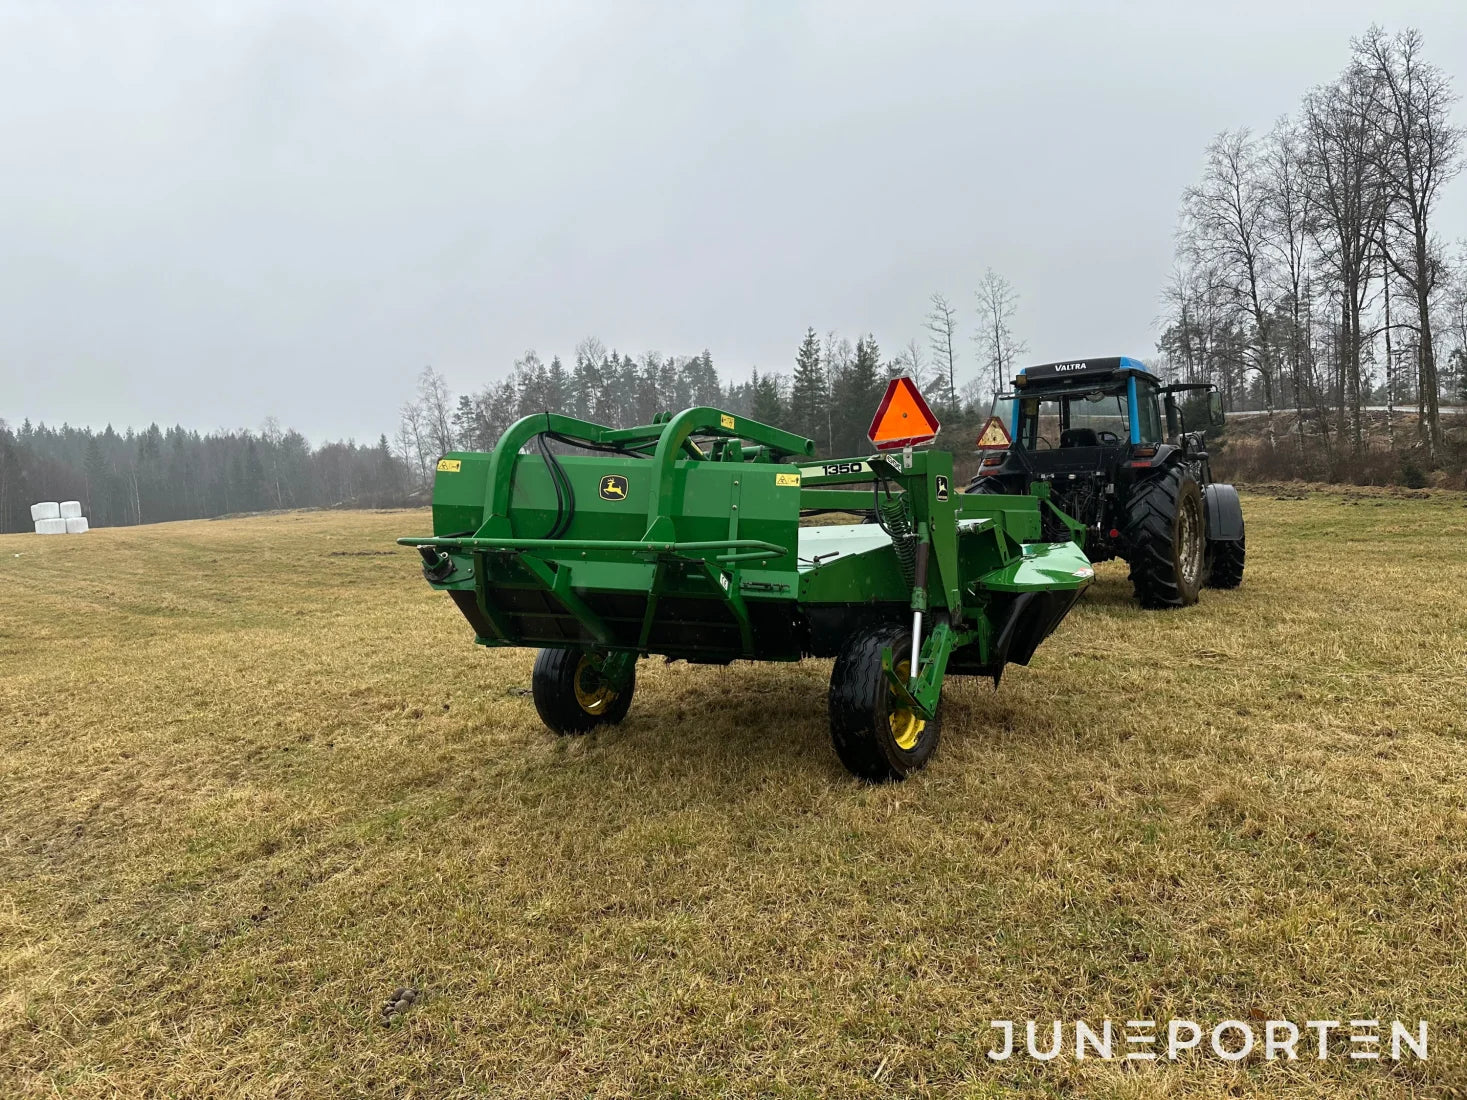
[2,491,1466,1098]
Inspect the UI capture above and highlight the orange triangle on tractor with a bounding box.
[868,376,941,450]
[976,415,1012,449]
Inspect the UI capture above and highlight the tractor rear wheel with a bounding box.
[531,649,635,735]
[1207,534,1246,589]
[828,624,943,782]
[1123,467,1205,609]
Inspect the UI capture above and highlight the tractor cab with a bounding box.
[968,357,1243,607]
[975,358,1167,505]
[1009,358,1162,469]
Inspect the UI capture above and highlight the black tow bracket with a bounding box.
[418,545,456,582]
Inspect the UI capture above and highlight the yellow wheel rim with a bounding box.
[572,656,617,715]
[887,658,925,752]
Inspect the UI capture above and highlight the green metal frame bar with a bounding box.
[693,559,754,654]
[470,551,514,641]
[793,458,876,487]
[514,554,614,645]
[637,561,665,651]
[400,535,786,564]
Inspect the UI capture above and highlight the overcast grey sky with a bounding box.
[3,0,1465,443]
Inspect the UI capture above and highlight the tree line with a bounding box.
[0,419,407,534]
[395,301,1024,491]
[396,270,1029,487]
[1158,25,1467,479]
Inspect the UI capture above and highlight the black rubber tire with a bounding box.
[531,649,635,735]
[965,475,1004,494]
[1207,533,1246,589]
[828,624,943,782]
[1123,467,1205,609]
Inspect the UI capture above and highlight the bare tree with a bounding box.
[415,366,457,458]
[573,336,607,421]
[1355,26,1464,456]
[1302,60,1392,457]
[1182,129,1281,450]
[1159,263,1212,386]
[891,337,940,391]
[973,269,1027,405]
[923,292,959,409]
[1445,248,1467,402]
[1263,117,1331,458]
[396,397,431,488]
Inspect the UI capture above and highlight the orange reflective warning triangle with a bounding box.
[976,416,1012,449]
[868,376,941,450]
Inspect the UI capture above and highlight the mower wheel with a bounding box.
[1207,534,1246,589]
[828,624,943,782]
[1123,467,1205,609]
[531,649,635,735]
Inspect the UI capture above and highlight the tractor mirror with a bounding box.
[1208,391,1225,429]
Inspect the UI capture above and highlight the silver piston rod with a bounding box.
[910,539,930,681]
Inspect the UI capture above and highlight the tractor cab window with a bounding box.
[1136,383,1164,444]
[1016,398,1063,450]
[1017,389,1129,449]
[1066,391,1130,444]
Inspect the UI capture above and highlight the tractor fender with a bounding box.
[1147,442,1182,466]
[1203,483,1244,541]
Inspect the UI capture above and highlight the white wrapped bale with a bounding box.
[31,502,60,522]
[65,517,89,534]
[59,501,83,519]
[35,518,68,535]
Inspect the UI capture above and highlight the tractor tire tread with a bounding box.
[1207,534,1246,589]
[1123,467,1202,610]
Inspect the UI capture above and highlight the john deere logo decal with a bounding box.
[599,474,629,501]
[935,475,949,501]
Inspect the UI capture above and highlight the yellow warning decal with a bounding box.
[775,472,801,487]
[437,458,462,472]
[720,414,736,430]
[976,416,1012,449]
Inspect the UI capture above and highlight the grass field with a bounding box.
[3,490,1467,1098]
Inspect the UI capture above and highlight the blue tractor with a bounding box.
[967,357,1245,609]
